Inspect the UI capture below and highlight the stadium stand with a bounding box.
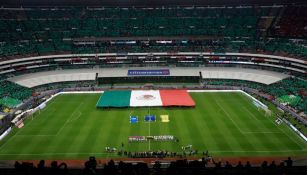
[0,80,32,108]
[204,77,307,115]
[0,1,306,174]
[0,81,32,102]
[0,6,306,60]
[270,5,307,38]
[9,70,96,88]
[200,68,288,85]
[9,67,288,87]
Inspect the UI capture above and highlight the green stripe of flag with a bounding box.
[96,90,131,107]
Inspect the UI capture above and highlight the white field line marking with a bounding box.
[148,108,151,151]
[148,122,151,151]
[266,114,306,150]
[95,92,105,107]
[0,130,22,152]
[67,111,82,123]
[239,94,305,149]
[32,109,55,124]
[0,112,39,151]
[215,99,280,134]
[243,107,261,121]
[41,98,57,111]
[241,131,283,134]
[250,100,306,147]
[239,96,305,145]
[14,134,56,137]
[242,107,281,133]
[55,102,84,135]
[215,99,245,134]
[239,93,272,121]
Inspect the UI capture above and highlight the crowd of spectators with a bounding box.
[0,6,306,60]
[204,77,307,115]
[4,156,306,175]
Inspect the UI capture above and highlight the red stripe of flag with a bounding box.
[159,90,195,107]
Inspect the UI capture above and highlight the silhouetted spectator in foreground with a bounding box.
[261,161,268,168]
[236,161,243,169]
[104,159,116,175]
[225,161,232,169]
[14,161,35,175]
[269,161,277,168]
[83,157,97,175]
[37,160,45,174]
[213,160,222,169]
[285,157,293,167]
[50,161,67,175]
[279,161,285,168]
[153,161,161,172]
[245,161,251,169]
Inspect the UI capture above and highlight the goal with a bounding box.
[264,109,272,117]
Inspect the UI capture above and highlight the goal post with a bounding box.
[251,100,272,117]
[264,109,272,117]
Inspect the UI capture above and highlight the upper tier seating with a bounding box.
[271,6,307,38]
[0,6,306,60]
[0,7,266,39]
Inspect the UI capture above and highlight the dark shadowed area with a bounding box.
[0,0,306,7]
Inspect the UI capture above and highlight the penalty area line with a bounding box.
[14,134,57,137]
[55,102,84,135]
[215,99,282,134]
[67,111,82,123]
[0,113,39,151]
[214,99,245,134]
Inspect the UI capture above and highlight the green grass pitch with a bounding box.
[0,92,306,160]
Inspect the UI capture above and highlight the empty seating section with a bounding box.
[9,67,287,87]
[271,6,307,38]
[10,70,96,88]
[0,7,306,59]
[201,69,286,85]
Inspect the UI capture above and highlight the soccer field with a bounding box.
[0,92,306,160]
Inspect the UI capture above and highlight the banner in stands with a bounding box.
[128,69,170,76]
[96,90,195,108]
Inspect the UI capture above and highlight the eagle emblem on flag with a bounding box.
[136,94,156,101]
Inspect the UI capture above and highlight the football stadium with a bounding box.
[0,0,306,174]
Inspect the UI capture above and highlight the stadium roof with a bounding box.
[0,0,306,7]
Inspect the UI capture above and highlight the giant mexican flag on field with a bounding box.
[96,90,195,107]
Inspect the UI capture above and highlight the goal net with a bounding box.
[264,109,272,117]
